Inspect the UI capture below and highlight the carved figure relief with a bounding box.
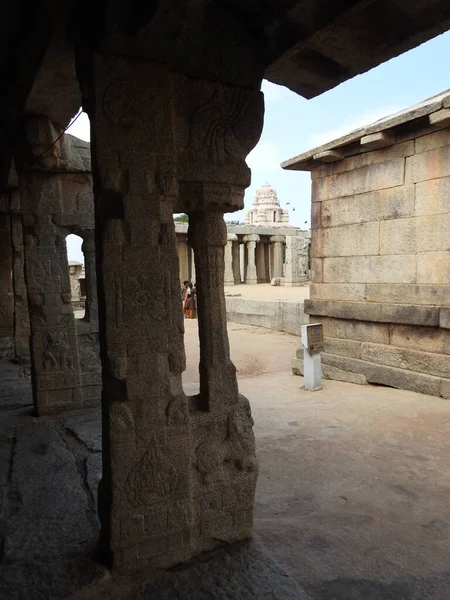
[226,395,257,473]
[79,334,101,372]
[103,81,142,130]
[42,331,74,372]
[166,394,188,425]
[110,402,135,438]
[76,190,94,215]
[195,438,226,483]
[126,436,178,508]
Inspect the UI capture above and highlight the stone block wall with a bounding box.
[302,127,450,398]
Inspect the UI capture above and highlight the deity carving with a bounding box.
[42,331,74,372]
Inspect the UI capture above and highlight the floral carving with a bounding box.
[126,436,178,508]
[123,275,166,322]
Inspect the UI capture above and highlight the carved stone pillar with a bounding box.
[0,204,14,346]
[244,234,259,284]
[224,233,237,286]
[79,50,263,571]
[270,235,285,279]
[81,231,98,324]
[11,206,31,363]
[18,118,83,415]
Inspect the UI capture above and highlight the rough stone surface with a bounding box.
[321,353,443,397]
[82,54,261,570]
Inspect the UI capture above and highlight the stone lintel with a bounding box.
[429,108,450,128]
[304,299,441,327]
[360,131,394,150]
[313,150,343,163]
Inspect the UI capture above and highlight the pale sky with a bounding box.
[66,31,450,262]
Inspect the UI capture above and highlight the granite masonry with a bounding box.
[1,0,450,595]
[285,91,450,399]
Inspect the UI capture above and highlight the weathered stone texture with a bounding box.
[417,251,450,285]
[312,158,405,201]
[309,283,366,302]
[323,255,417,284]
[320,221,379,257]
[81,53,261,571]
[361,343,450,379]
[321,353,443,397]
[406,145,450,183]
[309,316,390,344]
[390,325,450,355]
[365,284,450,306]
[0,212,14,343]
[415,176,450,216]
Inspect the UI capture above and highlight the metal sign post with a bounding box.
[301,323,323,391]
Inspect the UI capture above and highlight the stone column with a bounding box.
[243,234,259,284]
[224,233,237,286]
[79,50,263,571]
[177,236,189,283]
[232,240,241,284]
[0,202,14,349]
[189,213,239,405]
[81,231,98,324]
[11,207,31,364]
[256,240,266,283]
[270,235,285,279]
[239,243,245,283]
[189,246,196,283]
[18,118,82,415]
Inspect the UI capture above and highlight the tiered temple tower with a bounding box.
[245,182,290,227]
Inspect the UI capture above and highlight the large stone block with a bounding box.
[390,324,450,356]
[415,214,450,252]
[415,176,450,216]
[406,145,450,183]
[311,202,321,229]
[415,129,450,154]
[310,315,390,344]
[366,284,450,306]
[440,308,450,330]
[304,299,327,316]
[321,185,415,229]
[312,158,405,201]
[324,337,362,359]
[310,283,367,302]
[323,255,417,284]
[321,221,379,257]
[310,258,323,283]
[380,218,416,255]
[441,379,450,399]
[322,363,368,385]
[313,141,414,179]
[311,229,323,258]
[321,353,442,397]
[322,300,439,327]
[417,251,450,285]
[361,342,450,379]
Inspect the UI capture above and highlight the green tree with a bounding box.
[174,214,189,223]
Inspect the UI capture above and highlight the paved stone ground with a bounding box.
[2,323,450,599]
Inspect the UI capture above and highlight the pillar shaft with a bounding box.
[244,234,259,284]
[270,235,284,279]
[20,168,82,415]
[224,233,237,286]
[189,213,238,407]
[0,207,14,346]
[81,51,262,571]
[11,209,30,363]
